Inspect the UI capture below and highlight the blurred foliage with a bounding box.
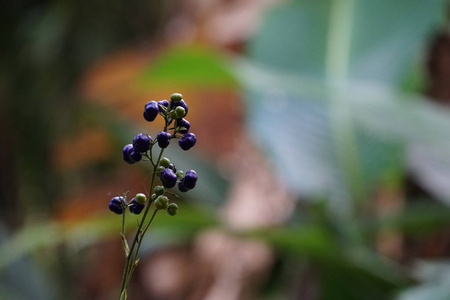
[2,0,450,300]
[138,45,238,89]
[0,0,165,222]
[1,0,166,298]
[237,0,450,299]
[241,0,447,206]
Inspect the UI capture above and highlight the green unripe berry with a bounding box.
[167,203,178,216]
[151,193,157,200]
[154,195,169,210]
[171,93,183,103]
[169,110,178,119]
[135,193,147,205]
[154,185,165,196]
[176,170,184,179]
[159,157,171,168]
[174,107,186,119]
[156,166,165,174]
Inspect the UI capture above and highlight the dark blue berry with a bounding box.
[178,180,190,192]
[158,100,169,113]
[133,133,152,152]
[160,168,177,188]
[109,196,126,214]
[129,198,145,214]
[144,101,159,122]
[176,118,190,134]
[168,164,177,173]
[123,144,134,164]
[157,131,171,148]
[178,133,196,150]
[183,170,197,189]
[130,150,142,162]
[170,99,188,117]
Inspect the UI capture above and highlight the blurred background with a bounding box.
[2,0,450,299]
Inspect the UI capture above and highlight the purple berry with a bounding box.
[128,198,145,214]
[130,150,142,162]
[144,101,159,122]
[168,164,177,173]
[158,100,169,113]
[176,118,190,134]
[123,144,134,164]
[157,131,171,148]
[109,196,126,214]
[160,168,177,188]
[178,180,190,192]
[170,99,188,117]
[183,170,197,189]
[133,133,152,152]
[178,133,196,151]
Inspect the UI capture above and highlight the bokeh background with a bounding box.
[2,0,450,299]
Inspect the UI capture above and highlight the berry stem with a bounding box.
[118,148,165,300]
[121,206,127,255]
[123,208,158,291]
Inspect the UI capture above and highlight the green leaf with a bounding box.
[137,45,238,89]
[120,233,130,257]
[249,225,409,298]
[0,205,218,271]
[235,0,448,208]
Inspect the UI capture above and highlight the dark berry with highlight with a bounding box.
[176,118,190,134]
[178,180,190,192]
[178,133,196,151]
[133,133,152,152]
[129,198,145,214]
[129,150,142,163]
[183,170,198,189]
[123,144,134,164]
[144,101,159,122]
[109,196,126,214]
[157,131,171,148]
[160,168,177,188]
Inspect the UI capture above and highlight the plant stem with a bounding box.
[123,209,158,292]
[119,148,165,299]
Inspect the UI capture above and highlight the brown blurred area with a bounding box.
[2,1,450,300]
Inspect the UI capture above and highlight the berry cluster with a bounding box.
[109,92,198,217]
[110,93,199,299]
[109,194,146,215]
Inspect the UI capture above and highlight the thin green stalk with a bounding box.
[119,105,171,299]
[120,207,128,257]
[123,209,158,292]
[119,148,165,299]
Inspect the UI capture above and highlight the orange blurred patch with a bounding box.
[55,168,149,222]
[52,128,112,171]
